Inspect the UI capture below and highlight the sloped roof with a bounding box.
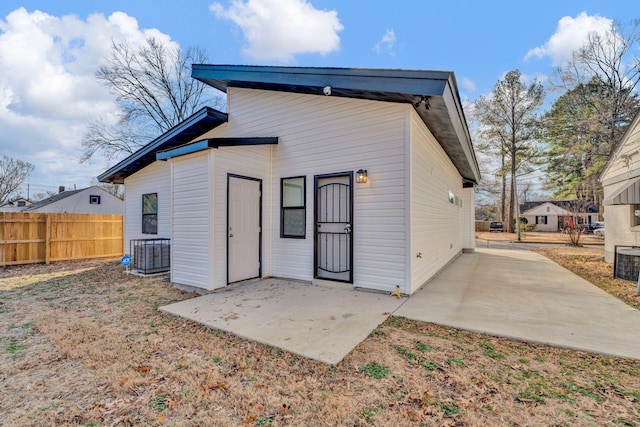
[0,197,31,207]
[98,107,228,184]
[600,109,640,185]
[520,200,599,215]
[192,65,480,184]
[23,189,83,211]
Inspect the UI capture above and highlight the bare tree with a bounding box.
[474,70,545,238]
[90,178,124,200]
[0,156,35,204]
[31,190,57,202]
[82,38,220,161]
[547,20,640,204]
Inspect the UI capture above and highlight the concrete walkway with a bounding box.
[160,278,405,365]
[396,247,640,360]
[161,247,640,364]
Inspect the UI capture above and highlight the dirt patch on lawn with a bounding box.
[1,260,639,426]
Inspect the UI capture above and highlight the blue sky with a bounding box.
[0,1,634,197]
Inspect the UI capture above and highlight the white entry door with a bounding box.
[228,175,261,283]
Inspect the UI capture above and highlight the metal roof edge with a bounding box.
[98,107,227,183]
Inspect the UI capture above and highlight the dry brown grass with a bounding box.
[535,245,640,310]
[476,231,604,245]
[1,258,639,426]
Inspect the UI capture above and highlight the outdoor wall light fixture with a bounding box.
[356,169,368,184]
[413,95,430,110]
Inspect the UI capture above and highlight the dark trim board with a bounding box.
[98,107,228,184]
[192,64,480,184]
[156,137,278,161]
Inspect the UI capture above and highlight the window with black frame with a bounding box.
[142,193,158,234]
[281,176,305,238]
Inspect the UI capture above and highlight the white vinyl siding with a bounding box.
[601,116,640,262]
[200,88,407,292]
[601,118,640,185]
[211,145,272,288]
[124,161,171,253]
[602,188,640,262]
[461,186,475,250]
[409,109,465,294]
[170,152,213,289]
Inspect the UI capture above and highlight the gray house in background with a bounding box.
[21,186,123,214]
[0,197,32,212]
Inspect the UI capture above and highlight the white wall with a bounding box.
[461,186,475,250]
[601,115,640,262]
[129,87,474,294]
[123,161,171,254]
[170,151,214,289]
[200,88,408,293]
[602,194,640,262]
[211,145,272,288]
[30,187,123,214]
[409,109,466,294]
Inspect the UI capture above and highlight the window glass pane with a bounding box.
[143,193,157,214]
[283,178,304,207]
[283,209,305,237]
[143,214,158,234]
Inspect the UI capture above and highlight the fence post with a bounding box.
[45,214,51,264]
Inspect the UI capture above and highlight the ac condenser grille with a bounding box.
[130,238,170,274]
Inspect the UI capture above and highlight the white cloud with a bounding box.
[374,29,395,55]
[210,0,343,62]
[460,77,476,93]
[525,12,613,66]
[0,7,178,192]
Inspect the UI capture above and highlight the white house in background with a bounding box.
[21,186,123,214]
[0,197,32,212]
[600,111,640,262]
[99,65,480,295]
[520,200,599,232]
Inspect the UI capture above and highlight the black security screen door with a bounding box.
[314,173,353,283]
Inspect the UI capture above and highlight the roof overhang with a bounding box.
[605,177,640,205]
[156,137,279,161]
[98,107,228,184]
[192,64,480,184]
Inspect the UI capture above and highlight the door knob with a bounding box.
[229,234,234,238]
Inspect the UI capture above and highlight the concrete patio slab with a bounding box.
[396,247,640,360]
[160,278,405,365]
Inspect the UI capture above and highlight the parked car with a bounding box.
[593,227,605,237]
[584,222,604,234]
[489,221,504,232]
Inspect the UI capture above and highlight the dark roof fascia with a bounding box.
[98,107,228,184]
[192,65,480,184]
[156,137,278,161]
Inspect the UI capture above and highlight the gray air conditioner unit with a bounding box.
[130,239,170,274]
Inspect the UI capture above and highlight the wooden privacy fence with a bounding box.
[0,212,123,266]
